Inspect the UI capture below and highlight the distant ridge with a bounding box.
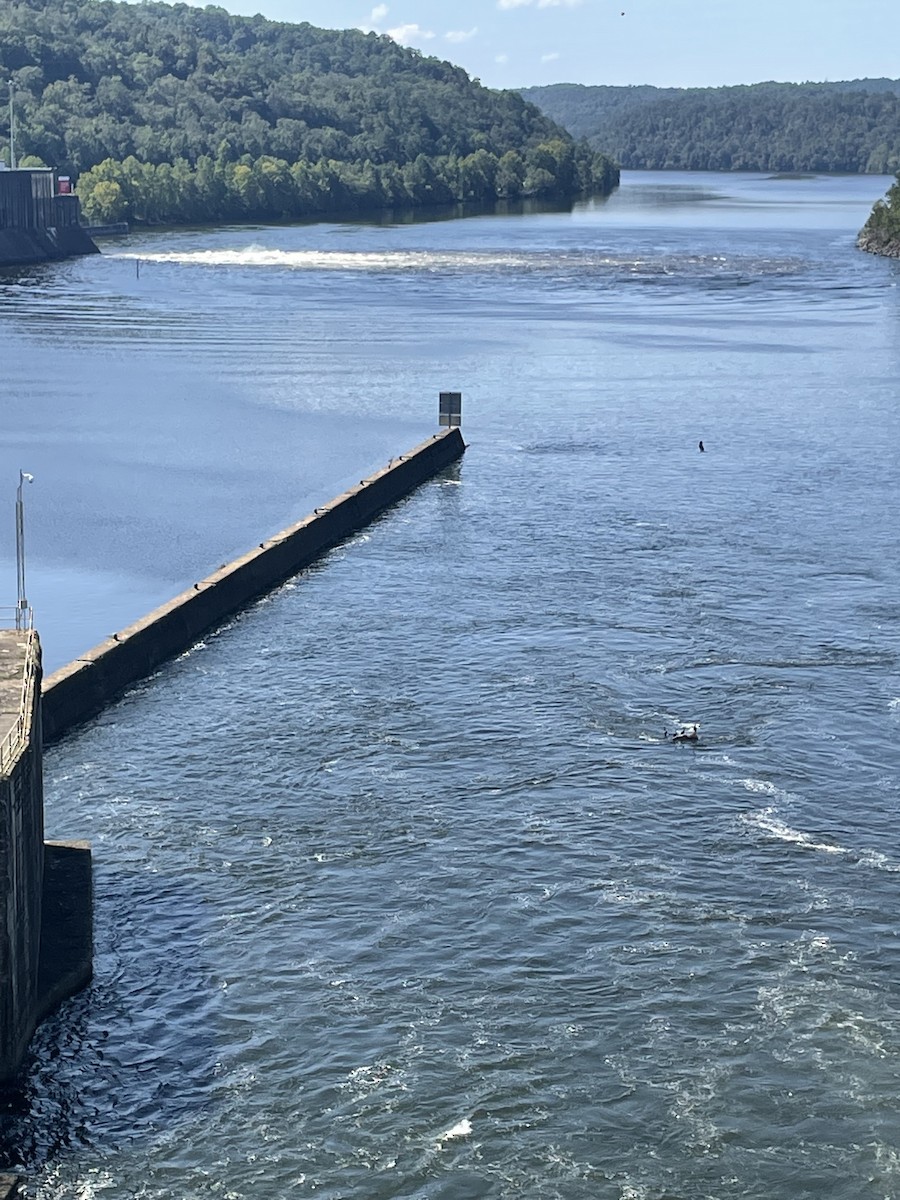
[520,80,900,173]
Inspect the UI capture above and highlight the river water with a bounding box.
[2,171,900,1198]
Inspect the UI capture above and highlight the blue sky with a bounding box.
[188,0,900,90]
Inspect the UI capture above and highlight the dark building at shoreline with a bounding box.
[0,167,99,266]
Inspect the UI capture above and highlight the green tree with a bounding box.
[496,150,525,198]
[81,178,126,223]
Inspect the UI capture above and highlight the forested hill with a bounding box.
[520,80,900,173]
[0,0,617,225]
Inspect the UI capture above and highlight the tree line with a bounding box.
[521,80,900,174]
[77,139,617,225]
[0,0,618,225]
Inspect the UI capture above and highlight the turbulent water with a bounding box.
[1,171,900,1198]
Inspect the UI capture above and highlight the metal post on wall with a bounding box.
[15,471,33,629]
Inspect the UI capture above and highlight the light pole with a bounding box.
[8,79,15,170]
[15,471,33,629]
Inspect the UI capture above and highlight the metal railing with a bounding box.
[0,607,37,778]
[0,605,32,631]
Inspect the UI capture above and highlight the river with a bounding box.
[1,170,900,1198]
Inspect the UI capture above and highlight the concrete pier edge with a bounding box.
[1,627,92,1091]
[42,427,466,743]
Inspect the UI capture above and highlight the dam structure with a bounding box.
[0,615,92,1087]
[0,167,99,267]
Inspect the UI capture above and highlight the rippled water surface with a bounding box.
[2,172,900,1198]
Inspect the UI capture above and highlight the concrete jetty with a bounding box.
[0,631,33,769]
[43,426,466,743]
[1,423,461,1089]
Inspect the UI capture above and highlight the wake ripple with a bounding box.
[742,806,900,872]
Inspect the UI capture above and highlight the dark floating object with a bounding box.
[698,440,705,452]
[665,723,700,743]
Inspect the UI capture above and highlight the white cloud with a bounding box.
[445,27,478,43]
[540,51,560,62]
[495,52,509,64]
[361,7,436,47]
[387,22,436,44]
[498,0,583,7]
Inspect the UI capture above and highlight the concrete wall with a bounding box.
[0,224,99,267]
[0,634,45,1082]
[38,840,92,1025]
[0,634,92,1086]
[43,427,466,744]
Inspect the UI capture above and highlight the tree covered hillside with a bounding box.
[0,0,617,225]
[521,80,900,174]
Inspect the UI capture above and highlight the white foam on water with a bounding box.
[114,247,534,272]
[874,1140,900,1179]
[437,1117,472,1143]
[341,1060,407,1104]
[176,639,207,661]
[743,807,900,871]
[743,807,843,854]
[110,245,771,278]
[739,777,782,797]
[856,848,900,873]
[829,1011,888,1057]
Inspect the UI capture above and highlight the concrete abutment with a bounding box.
[0,629,93,1087]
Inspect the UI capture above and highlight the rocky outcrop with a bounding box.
[857,226,900,257]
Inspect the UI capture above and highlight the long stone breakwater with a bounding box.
[42,427,466,744]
